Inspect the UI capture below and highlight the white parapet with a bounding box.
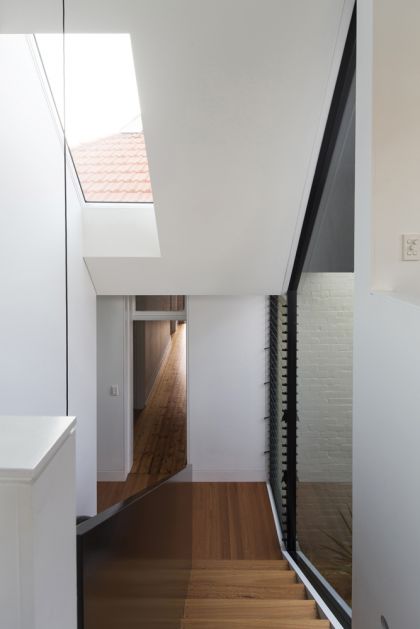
[0,416,77,629]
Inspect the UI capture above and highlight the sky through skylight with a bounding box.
[36,33,142,147]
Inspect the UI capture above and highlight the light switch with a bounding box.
[402,234,420,261]
[110,385,120,396]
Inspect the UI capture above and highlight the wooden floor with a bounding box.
[184,484,329,628]
[192,483,282,560]
[97,323,187,512]
[89,483,329,627]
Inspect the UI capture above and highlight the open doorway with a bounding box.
[132,318,187,482]
[96,296,187,512]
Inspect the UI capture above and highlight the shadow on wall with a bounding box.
[133,320,172,411]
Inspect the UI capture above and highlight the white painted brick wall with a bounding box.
[297,272,353,482]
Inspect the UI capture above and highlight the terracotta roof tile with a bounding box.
[71,132,153,203]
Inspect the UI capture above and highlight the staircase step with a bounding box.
[188,569,302,599]
[182,621,330,629]
[190,569,297,584]
[192,560,288,571]
[184,599,318,620]
[188,583,305,600]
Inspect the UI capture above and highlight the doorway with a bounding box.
[97,296,187,512]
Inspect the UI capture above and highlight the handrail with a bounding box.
[77,466,192,629]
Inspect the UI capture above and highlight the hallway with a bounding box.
[97,322,187,512]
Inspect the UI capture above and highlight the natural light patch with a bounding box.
[35,33,153,203]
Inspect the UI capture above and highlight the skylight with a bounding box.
[35,34,153,203]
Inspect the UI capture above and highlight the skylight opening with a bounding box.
[35,33,153,204]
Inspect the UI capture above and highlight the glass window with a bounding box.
[296,78,355,608]
[35,33,152,204]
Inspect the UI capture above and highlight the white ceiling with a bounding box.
[1,0,354,294]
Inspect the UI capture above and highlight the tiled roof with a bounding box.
[71,132,153,203]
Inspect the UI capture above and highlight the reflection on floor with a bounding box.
[97,323,187,512]
[297,481,352,605]
[87,484,330,628]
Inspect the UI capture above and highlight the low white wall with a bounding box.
[297,272,353,483]
[187,296,266,481]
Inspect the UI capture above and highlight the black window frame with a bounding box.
[270,7,356,628]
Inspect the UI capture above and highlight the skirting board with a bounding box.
[97,470,128,482]
[192,469,266,482]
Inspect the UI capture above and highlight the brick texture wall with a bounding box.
[297,272,353,482]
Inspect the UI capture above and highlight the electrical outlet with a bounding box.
[402,234,420,260]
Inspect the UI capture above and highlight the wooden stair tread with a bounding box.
[182,621,330,629]
[190,569,297,583]
[188,584,305,600]
[184,599,318,620]
[192,560,288,570]
[188,568,302,599]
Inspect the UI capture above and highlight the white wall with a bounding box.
[353,1,420,626]
[0,36,97,515]
[297,273,353,483]
[83,204,160,260]
[0,36,66,416]
[67,179,98,515]
[97,296,133,482]
[188,296,266,481]
[371,1,420,298]
[0,0,61,32]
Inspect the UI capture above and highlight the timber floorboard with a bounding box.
[97,323,187,512]
[192,483,282,560]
